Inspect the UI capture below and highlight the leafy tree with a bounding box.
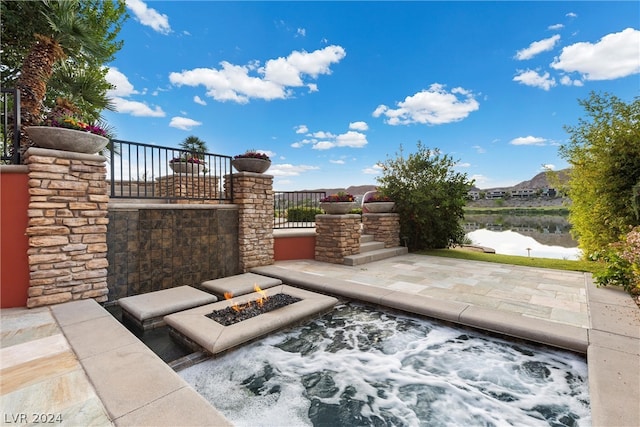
[1,0,127,149]
[560,92,640,256]
[376,142,473,250]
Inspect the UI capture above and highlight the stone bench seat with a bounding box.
[201,272,282,298]
[118,286,218,330]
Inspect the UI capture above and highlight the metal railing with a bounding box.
[109,139,233,202]
[274,191,326,229]
[1,88,21,164]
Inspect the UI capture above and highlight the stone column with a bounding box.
[315,214,361,264]
[226,172,274,271]
[156,174,219,202]
[24,148,109,307]
[362,213,401,248]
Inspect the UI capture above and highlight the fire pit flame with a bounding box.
[223,284,269,312]
[254,284,267,308]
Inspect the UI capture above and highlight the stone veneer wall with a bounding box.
[362,213,401,248]
[156,175,219,202]
[106,205,239,301]
[24,148,109,308]
[315,214,361,264]
[226,172,274,271]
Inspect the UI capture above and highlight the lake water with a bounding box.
[463,213,582,260]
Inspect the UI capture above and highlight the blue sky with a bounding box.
[104,1,640,191]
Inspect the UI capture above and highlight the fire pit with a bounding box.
[165,285,338,355]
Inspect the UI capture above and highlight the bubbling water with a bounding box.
[180,304,590,426]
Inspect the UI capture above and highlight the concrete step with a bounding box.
[360,234,375,243]
[344,246,409,266]
[360,240,386,253]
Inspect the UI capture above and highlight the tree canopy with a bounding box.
[560,92,640,256]
[1,0,127,122]
[376,142,473,250]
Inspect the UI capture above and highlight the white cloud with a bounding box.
[362,164,383,175]
[510,136,547,146]
[336,131,367,148]
[170,45,346,104]
[111,97,165,117]
[551,28,640,80]
[542,164,556,171]
[295,125,308,134]
[470,174,489,187]
[513,69,556,90]
[473,145,486,154]
[515,35,561,60]
[125,0,171,34]
[269,163,319,176]
[193,95,207,106]
[330,159,345,164]
[548,24,564,31]
[312,141,335,150]
[105,68,166,117]
[566,12,577,18]
[312,131,335,139]
[559,75,584,86]
[456,162,471,168]
[169,116,202,130]
[297,124,368,151]
[372,83,479,126]
[105,67,138,97]
[349,121,368,131]
[296,28,306,37]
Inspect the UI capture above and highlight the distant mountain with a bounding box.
[481,168,570,192]
[289,169,571,195]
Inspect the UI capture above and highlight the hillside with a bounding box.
[483,169,570,192]
[290,169,571,196]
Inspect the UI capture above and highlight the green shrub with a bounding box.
[287,207,322,222]
[376,142,472,250]
[592,226,640,295]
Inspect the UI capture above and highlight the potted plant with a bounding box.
[25,98,109,154]
[170,136,208,174]
[232,150,271,173]
[319,192,357,214]
[362,190,395,213]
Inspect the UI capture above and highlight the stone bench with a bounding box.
[118,286,218,330]
[201,272,282,298]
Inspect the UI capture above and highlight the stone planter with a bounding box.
[363,202,395,213]
[319,202,357,214]
[232,158,271,173]
[26,126,108,154]
[170,161,205,174]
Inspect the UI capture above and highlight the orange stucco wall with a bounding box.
[274,234,316,261]
[1,166,30,308]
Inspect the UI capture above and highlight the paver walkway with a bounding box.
[270,254,589,328]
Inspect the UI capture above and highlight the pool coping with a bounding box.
[41,262,639,426]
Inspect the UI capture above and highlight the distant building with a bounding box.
[485,189,507,199]
[511,188,536,198]
[467,188,481,200]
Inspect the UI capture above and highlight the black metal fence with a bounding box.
[109,139,233,202]
[1,88,21,164]
[274,191,326,228]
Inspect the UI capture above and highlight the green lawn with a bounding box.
[418,249,600,274]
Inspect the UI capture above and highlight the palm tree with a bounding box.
[179,136,209,160]
[16,0,109,149]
